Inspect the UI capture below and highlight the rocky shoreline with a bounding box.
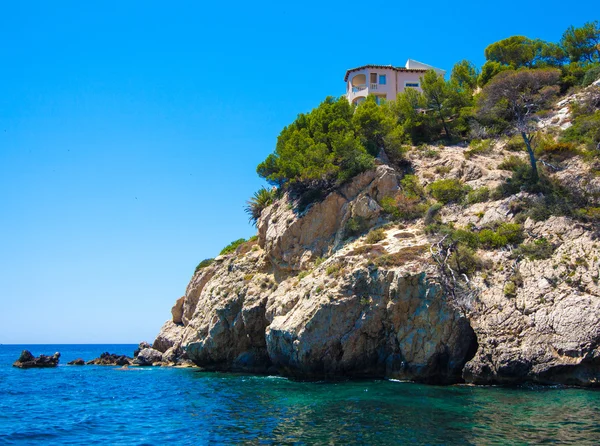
[149,86,600,387]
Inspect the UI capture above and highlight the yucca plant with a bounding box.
[245,187,277,225]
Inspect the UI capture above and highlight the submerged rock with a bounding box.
[13,350,60,368]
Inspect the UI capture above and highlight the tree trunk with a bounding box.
[521,131,539,183]
[438,110,450,142]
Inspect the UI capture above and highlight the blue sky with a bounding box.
[0,1,597,343]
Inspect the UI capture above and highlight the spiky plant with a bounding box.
[245,187,277,225]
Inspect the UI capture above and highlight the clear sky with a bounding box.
[0,1,597,344]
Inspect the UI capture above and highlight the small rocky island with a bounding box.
[13,350,60,368]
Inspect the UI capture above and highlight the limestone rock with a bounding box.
[13,350,60,368]
[134,348,164,366]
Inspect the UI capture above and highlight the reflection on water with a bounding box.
[1,345,599,445]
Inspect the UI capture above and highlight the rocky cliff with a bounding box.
[151,86,600,386]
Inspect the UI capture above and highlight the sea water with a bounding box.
[1,345,599,445]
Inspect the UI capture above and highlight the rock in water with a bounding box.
[67,358,85,365]
[13,350,60,368]
[86,352,132,366]
[133,348,164,366]
[133,341,151,358]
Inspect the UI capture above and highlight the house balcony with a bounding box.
[346,84,384,104]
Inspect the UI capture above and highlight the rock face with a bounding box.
[152,88,600,385]
[13,350,60,368]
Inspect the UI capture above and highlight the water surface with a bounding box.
[1,345,598,444]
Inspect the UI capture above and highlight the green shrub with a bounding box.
[345,216,370,237]
[245,187,277,224]
[464,139,494,159]
[424,202,443,225]
[498,155,528,171]
[538,142,579,161]
[365,228,386,244]
[220,238,247,255]
[448,245,481,276]
[428,179,470,204]
[195,258,214,273]
[504,135,525,152]
[451,229,480,249]
[512,238,555,260]
[400,174,425,199]
[380,196,399,216]
[581,65,600,86]
[465,187,490,204]
[504,281,517,297]
[478,223,523,249]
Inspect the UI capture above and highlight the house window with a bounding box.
[405,82,420,88]
[379,75,386,85]
[370,73,378,84]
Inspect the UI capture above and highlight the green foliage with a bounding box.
[537,141,580,161]
[428,179,470,204]
[484,36,565,69]
[582,64,600,86]
[424,202,443,225]
[421,70,472,141]
[478,61,512,87]
[477,68,561,183]
[504,281,517,297]
[439,222,522,250]
[512,238,555,260]
[560,21,600,64]
[245,187,277,224]
[498,155,528,171]
[352,96,395,156]
[561,110,600,151]
[400,174,425,198]
[448,245,481,276]
[256,96,374,189]
[451,60,479,91]
[345,216,370,238]
[464,139,494,159]
[220,238,247,256]
[465,187,490,204]
[195,258,214,273]
[365,228,386,244]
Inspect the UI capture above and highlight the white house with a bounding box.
[345,59,445,105]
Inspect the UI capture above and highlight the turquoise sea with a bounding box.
[1,345,599,445]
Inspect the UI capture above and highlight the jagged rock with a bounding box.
[13,350,60,368]
[258,165,399,272]
[67,358,85,365]
[171,296,185,324]
[87,352,132,366]
[133,348,164,366]
[133,341,151,357]
[152,320,184,353]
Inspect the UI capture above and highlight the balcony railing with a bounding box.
[351,84,367,93]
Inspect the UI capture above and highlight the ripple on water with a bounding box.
[1,345,599,445]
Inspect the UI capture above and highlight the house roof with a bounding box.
[344,60,445,81]
[344,65,427,82]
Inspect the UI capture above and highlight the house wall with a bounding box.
[346,68,427,103]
